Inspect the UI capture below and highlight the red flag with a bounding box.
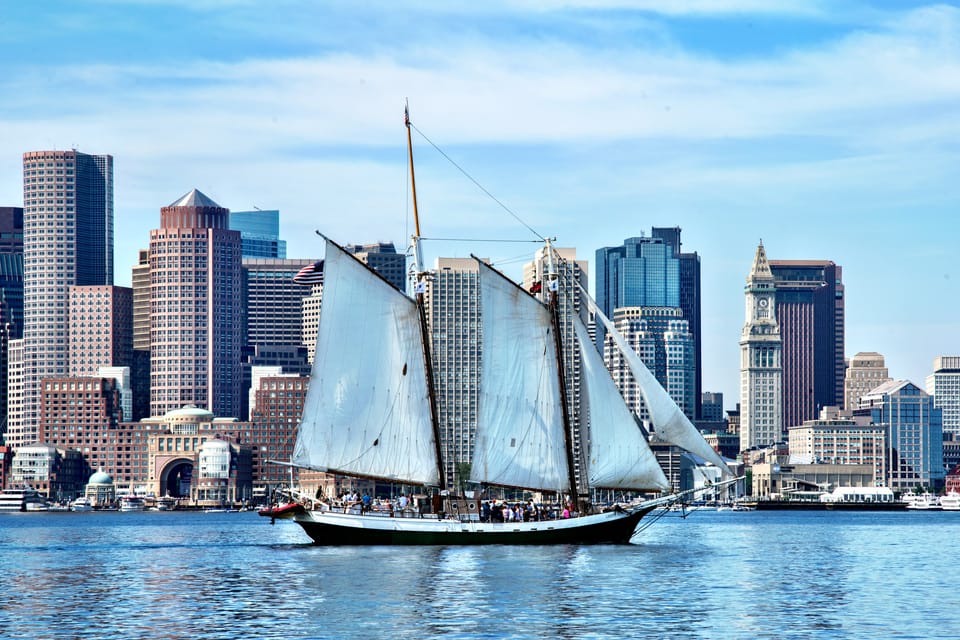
[529,281,542,294]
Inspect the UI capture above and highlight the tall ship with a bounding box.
[283,109,734,545]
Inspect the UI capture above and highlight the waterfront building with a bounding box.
[845,352,891,412]
[0,204,23,439]
[9,443,86,501]
[149,189,242,419]
[787,406,886,486]
[422,257,484,490]
[83,468,116,506]
[607,306,696,423]
[38,377,124,475]
[858,380,944,492]
[15,150,113,447]
[249,374,309,489]
[768,258,845,430]
[926,355,960,436]
[230,209,286,258]
[596,229,703,418]
[193,438,252,506]
[740,243,783,452]
[68,285,133,377]
[702,432,740,461]
[750,462,875,499]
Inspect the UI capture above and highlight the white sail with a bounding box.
[575,317,670,491]
[581,287,733,478]
[470,260,570,492]
[291,239,439,485]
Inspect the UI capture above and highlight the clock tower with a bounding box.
[739,242,783,453]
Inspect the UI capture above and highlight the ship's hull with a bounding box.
[292,505,656,545]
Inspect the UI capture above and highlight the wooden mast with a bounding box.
[406,103,447,492]
[544,239,582,512]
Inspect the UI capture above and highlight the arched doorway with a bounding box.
[160,460,194,498]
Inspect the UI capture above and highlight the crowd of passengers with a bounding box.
[480,500,574,522]
[329,491,577,521]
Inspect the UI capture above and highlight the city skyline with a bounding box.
[2,2,958,405]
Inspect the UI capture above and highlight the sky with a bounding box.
[1,1,959,408]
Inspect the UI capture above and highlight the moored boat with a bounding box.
[0,488,48,512]
[938,492,960,511]
[119,495,146,512]
[70,497,94,512]
[280,108,736,545]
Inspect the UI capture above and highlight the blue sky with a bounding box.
[2,1,958,407]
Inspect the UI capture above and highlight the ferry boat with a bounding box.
[0,488,49,512]
[903,492,941,511]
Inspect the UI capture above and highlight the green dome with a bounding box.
[88,469,114,485]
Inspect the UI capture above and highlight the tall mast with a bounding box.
[544,238,582,510]
[406,103,447,491]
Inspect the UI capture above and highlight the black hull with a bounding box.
[293,506,655,545]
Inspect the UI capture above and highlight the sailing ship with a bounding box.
[284,110,734,545]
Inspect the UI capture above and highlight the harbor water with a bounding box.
[1,508,957,639]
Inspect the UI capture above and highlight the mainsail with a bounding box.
[581,286,733,478]
[470,259,570,492]
[574,317,670,491]
[291,239,440,485]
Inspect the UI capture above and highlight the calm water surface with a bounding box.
[0,509,957,639]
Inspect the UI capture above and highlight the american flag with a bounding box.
[293,260,323,285]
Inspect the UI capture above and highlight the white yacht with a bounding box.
[904,492,941,510]
[0,488,48,512]
[71,496,94,512]
[939,492,960,511]
[119,495,146,512]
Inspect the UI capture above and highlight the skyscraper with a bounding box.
[926,356,960,436]
[12,151,113,447]
[596,231,702,418]
[230,209,286,258]
[768,259,845,430]
[149,189,242,418]
[345,242,407,292]
[0,206,24,443]
[740,243,783,451]
[68,285,133,377]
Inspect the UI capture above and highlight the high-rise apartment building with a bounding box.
[149,189,242,418]
[845,352,891,411]
[926,356,960,436]
[68,286,133,377]
[740,243,783,451]
[859,380,944,491]
[230,209,286,258]
[13,150,113,447]
[523,246,588,490]
[768,259,845,429]
[423,257,484,490]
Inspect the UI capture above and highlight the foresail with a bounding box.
[581,286,733,479]
[575,318,670,492]
[470,260,570,492]
[291,239,440,485]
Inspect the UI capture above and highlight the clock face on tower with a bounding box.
[758,298,768,308]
